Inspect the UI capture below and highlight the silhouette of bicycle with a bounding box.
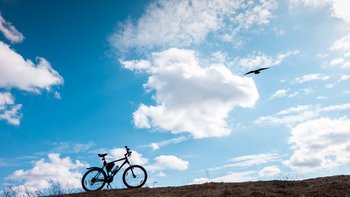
[81,146,147,191]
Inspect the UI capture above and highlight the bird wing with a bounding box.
[244,70,254,75]
[257,67,269,71]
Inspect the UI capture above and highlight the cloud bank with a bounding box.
[8,154,86,192]
[284,117,350,172]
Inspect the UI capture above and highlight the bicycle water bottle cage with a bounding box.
[106,162,115,172]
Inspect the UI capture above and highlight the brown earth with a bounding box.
[60,175,350,197]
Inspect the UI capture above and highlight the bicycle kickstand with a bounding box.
[107,183,112,189]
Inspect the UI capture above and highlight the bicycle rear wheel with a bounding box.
[82,168,107,191]
[122,165,147,188]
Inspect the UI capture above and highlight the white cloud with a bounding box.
[237,50,299,70]
[340,74,350,81]
[212,171,256,182]
[111,0,276,50]
[0,92,22,125]
[269,89,290,100]
[258,166,281,177]
[234,0,276,29]
[294,73,330,84]
[321,103,350,112]
[192,177,210,184]
[316,96,328,100]
[228,153,279,167]
[52,142,95,154]
[255,105,317,127]
[8,154,87,192]
[330,57,345,66]
[330,34,350,52]
[0,41,63,92]
[148,136,190,151]
[329,0,350,23]
[0,16,63,125]
[147,155,189,171]
[120,59,151,71]
[108,148,148,166]
[123,48,259,138]
[105,147,188,174]
[290,0,350,23]
[193,171,256,184]
[329,34,350,69]
[283,117,350,173]
[289,0,329,6]
[209,152,279,172]
[268,87,313,100]
[287,91,299,98]
[0,13,24,43]
[157,171,166,177]
[255,103,350,127]
[325,83,335,88]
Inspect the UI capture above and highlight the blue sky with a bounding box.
[1,0,350,192]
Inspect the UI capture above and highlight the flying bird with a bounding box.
[244,67,269,75]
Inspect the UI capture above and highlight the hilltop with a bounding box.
[60,175,350,197]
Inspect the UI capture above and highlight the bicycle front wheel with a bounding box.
[122,165,147,188]
[81,168,107,191]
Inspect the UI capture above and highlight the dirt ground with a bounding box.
[59,175,350,197]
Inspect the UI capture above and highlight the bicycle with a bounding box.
[81,146,147,191]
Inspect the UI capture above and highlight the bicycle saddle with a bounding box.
[98,153,108,157]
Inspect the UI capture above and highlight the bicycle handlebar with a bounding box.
[125,146,132,156]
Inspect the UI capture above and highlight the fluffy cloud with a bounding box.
[0,41,63,92]
[237,50,299,70]
[106,147,188,174]
[122,48,259,138]
[108,148,148,166]
[8,154,86,192]
[283,117,350,173]
[0,13,24,43]
[294,73,330,84]
[0,92,22,125]
[258,166,281,177]
[147,155,189,171]
[111,0,276,50]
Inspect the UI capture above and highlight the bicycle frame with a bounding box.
[105,155,131,177]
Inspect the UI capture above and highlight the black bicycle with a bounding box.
[81,146,147,191]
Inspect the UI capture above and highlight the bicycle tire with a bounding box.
[122,165,147,188]
[81,168,107,191]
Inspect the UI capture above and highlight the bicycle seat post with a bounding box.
[102,157,107,165]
